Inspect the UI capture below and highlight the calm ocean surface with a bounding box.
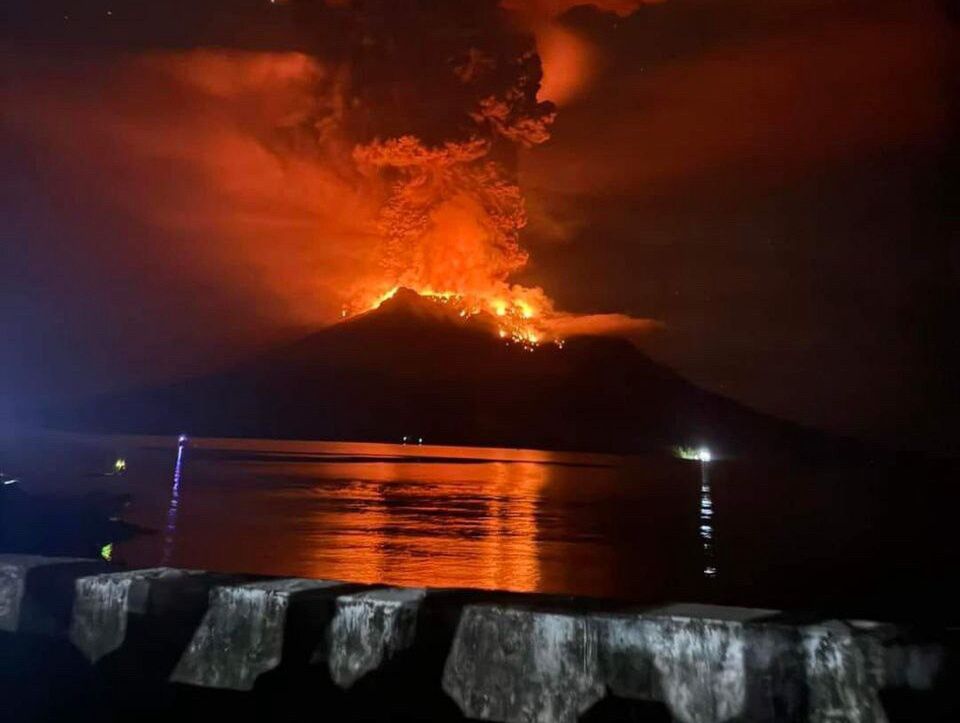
[2,431,957,621]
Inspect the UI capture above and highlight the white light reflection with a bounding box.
[699,457,718,578]
[161,438,185,565]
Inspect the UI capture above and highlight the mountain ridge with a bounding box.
[47,289,847,458]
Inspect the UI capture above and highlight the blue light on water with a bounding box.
[161,440,185,565]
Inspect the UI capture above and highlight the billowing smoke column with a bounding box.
[320,1,554,331]
[354,136,529,294]
[334,0,653,341]
[2,0,658,349]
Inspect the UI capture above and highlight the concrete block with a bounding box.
[803,621,888,723]
[326,587,426,688]
[69,567,229,664]
[442,605,604,723]
[0,554,106,635]
[171,578,340,691]
[597,605,802,723]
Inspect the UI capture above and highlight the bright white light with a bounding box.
[2,478,18,486]
[673,445,714,461]
[178,433,189,445]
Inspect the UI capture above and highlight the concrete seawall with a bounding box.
[0,554,955,722]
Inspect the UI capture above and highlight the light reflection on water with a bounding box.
[160,440,185,565]
[115,436,700,599]
[700,461,717,579]
[5,431,959,616]
[300,462,546,590]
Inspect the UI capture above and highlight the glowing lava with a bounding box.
[349,285,554,349]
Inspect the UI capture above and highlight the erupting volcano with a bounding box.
[4,0,949,458]
[2,0,658,356]
[342,57,560,343]
[339,113,653,346]
[356,286,551,348]
[34,2,847,457]
[336,94,565,346]
[316,1,653,346]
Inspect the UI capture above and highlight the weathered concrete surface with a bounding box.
[443,605,604,723]
[171,578,340,691]
[443,603,800,723]
[802,620,890,723]
[0,555,106,635]
[3,560,956,721]
[883,636,946,691]
[69,567,233,664]
[326,587,426,688]
[597,604,802,723]
[442,602,950,723]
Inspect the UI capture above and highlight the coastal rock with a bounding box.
[0,554,105,635]
[326,587,426,688]
[171,578,339,690]
[442,605,604,723]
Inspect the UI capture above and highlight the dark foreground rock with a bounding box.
[0,556,957,722]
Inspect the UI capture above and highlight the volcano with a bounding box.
[48,289,843,457]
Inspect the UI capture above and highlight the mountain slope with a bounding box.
[49,289,841,456]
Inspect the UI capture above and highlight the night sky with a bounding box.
[1,0,957,451]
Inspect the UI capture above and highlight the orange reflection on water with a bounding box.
[101,436,631,596]
[300,454,550,592]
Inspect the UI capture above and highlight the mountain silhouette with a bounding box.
[48,288,845,457]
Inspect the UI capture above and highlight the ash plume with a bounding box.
[2,0,659,351]
[347,17,556,305]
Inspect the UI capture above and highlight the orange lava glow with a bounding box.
[350,284,554,348]
[343,127,571,347]
[343,283,660,350]
[330,2,670,344]
[4,35,660,349]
